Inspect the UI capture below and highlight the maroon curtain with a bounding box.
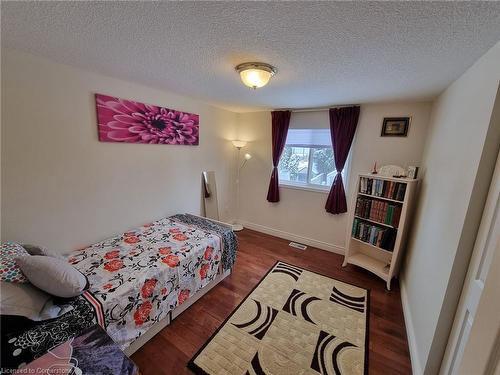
[266,110,291,202]
[325,106,360,214]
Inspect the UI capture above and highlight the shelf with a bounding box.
[350,237,394,255]
[358,173,418,183]
[346,253,390,280]
[358,192,404,204]
[354,215,397,229]
[347,172,418,290]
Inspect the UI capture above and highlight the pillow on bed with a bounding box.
[1,281,51,319]
[0,242,30,283]
[0,281,72,321]
[15,256,88,298]
[21,244,66,259]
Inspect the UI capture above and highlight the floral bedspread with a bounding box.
[171,214,237,271]
[68,216,224,349]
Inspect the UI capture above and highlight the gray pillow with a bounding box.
[15,256,88,298]
[22,244,66,259]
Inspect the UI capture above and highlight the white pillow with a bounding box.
[1,281,50,319]
[0,281,72,321]
[16,256,88,298]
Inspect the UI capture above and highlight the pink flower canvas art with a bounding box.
[95,94,199,145]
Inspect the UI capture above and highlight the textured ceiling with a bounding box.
[2,2,500,112]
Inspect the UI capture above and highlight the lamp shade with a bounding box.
[235,62,277,89]
[232,140,247,148]
[240,69,272,89]
[244,153,252,160]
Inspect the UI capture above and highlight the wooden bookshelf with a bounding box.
[353,215,396,229]
[343,173,418,290]
[358,192,404,204]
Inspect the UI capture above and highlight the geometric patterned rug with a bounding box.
[188,261,369,375]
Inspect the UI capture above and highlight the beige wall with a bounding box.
[236,102,431,252]
[1,49,237,252]
[401,40,500,375]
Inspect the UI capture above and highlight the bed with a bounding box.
[1,214,237,370]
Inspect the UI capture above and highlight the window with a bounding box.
[279,129,345,190]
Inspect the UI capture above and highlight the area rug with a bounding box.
[188,261,369,375]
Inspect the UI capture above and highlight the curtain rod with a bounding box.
[275,104,360,113]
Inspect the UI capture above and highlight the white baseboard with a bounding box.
[240,220,345,255]
[400,274,424,375]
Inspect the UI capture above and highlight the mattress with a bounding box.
[67,216,226,349]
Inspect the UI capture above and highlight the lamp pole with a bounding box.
[234,146,243,231]
[231,141,251,232]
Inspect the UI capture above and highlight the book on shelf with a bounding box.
[354,196,402,227]
[359,177,407,201]
[351,218,396,251]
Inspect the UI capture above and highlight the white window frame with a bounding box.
[278,142,351,194]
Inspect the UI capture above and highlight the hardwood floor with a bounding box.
[131,229,412,374]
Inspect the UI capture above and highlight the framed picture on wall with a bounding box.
[407,166,419,179]
[95,93,200,145]
[381,117,411,137]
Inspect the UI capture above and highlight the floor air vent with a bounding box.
[289,242,307,250]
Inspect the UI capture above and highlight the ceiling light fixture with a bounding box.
[235,62,277,89]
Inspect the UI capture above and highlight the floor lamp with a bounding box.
[232,140,252,231]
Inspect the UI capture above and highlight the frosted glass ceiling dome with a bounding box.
[235,62,277,89]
